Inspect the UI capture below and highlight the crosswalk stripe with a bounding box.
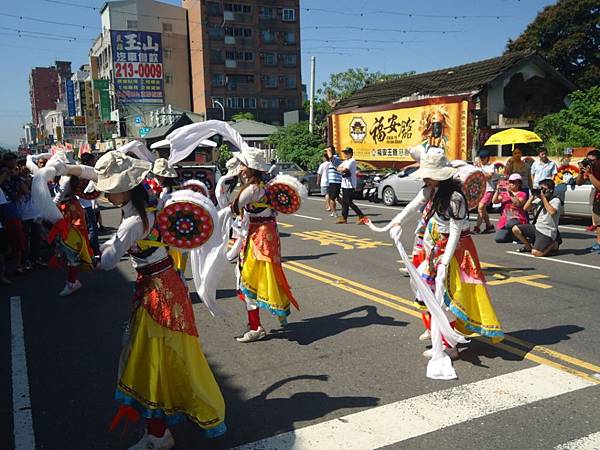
[230,365,594,450]
[555,432,600,450]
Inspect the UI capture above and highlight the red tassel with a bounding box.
[109,405,140,435]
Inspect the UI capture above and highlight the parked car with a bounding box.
[377,165,422,206]
[556,181,593,218]
[273,162,319,195]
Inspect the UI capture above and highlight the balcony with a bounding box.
[225,59,237,68]
[224,36,235,45]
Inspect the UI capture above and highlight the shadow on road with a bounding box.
[268,305,408,346]
[283,252,337,262]
[460,324,585,368]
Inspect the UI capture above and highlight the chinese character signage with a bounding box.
[94,79,111,121]
[110,30,164,104]
[331,97,471,162]
[65,80,76,117]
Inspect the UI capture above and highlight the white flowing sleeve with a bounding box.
[237,185,263,209]
[53,176,71,204]
[389,187,428,227]
[99,216,145,270]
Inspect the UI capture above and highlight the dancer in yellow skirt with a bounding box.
[68,152,225,449]
[231,150,299,342]
[371,150,503,364]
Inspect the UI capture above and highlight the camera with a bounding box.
[531,188,542,196]
[580,158,592,168]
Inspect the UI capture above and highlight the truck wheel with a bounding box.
[382,187,397,206]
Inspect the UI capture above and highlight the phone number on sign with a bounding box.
[114,62,163,79]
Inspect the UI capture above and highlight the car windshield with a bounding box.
[277,163,303,171]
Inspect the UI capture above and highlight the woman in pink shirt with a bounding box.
[493,173,528,243]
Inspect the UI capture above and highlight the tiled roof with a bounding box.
[334,50,537,110]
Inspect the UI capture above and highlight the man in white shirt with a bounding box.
[336,147,367,224]
[316,152,332,213]
[531,149,558,189]
[512,179,562,257]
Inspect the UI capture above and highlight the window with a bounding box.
[210,49,223,64]
[163,48,172,58]
[284,31,296,44]
[162,22,173,33]
[212,73,226,87]
[285,97,298,109]
[283,53,297,67]
[208,26,224,39]
[263,75,277,88]
[260,7,275,18]
[244,51,253,61]
[225,27,252,37]
[165,73,173,84]
[260,97,279,109]
[206,2,221,15]
[282,8,295,22]
[261,30,274,43]
[225,3,251,13]
[126,20,138,30]
[283,75,296,89]
[225,51,253,61]
[263,52,276,66]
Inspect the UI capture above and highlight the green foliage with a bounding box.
[534,87,600,153]
[217,143,233,171]
[318,67,415,106]
[231,112,255,121]
[267,121,325,170]
[506,0,600,88]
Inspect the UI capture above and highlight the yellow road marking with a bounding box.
[292,230,392,250]
[487,274,552,289]
[278,222,294,228]
[283,259,600,383]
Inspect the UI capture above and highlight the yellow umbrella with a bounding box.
[484,128,543,147]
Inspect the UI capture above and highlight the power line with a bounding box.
[301,7,514,20]
[303,38,423,44]
[301,26,462,34]
[0,12,100,30]
[0,30,89,43]
[0,25,94,41]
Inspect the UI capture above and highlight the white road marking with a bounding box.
[555,431,600,449]
[293,213,323,221]
[487,217,587,232]
[506,251,600,271]
[10,296,36,450]
[231,365,593,450]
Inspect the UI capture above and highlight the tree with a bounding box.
[231,112,255,121]
[318,68,415,107]
[506,0,600,89]
[217,143,233,171]
[267,121,325,170]
[534,87,600,153]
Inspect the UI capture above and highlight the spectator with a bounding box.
[531,149,558,189]
[325,146,342,218]
[493,173,528,243]
[316,152,331,212]
[575,149,600,250]
[336,147,367,225]
[505,147,533,195]
[559,147,573,167]
[575,150,600,236]
[0,171,12,284]
[79,153,100,255]
[473,150,497,234]
[512,179,562,257]
[0,161,27,274]
[16,163,43,270]
[268,159,279,179]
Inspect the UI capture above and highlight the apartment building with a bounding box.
[184,0,302,125]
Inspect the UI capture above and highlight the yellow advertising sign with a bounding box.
[331,97,471,162]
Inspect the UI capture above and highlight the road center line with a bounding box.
[293,213,323,221]
[506,251,600,270]
[555,431,600,449]
[10,296,36,450]
[232,365,594,450]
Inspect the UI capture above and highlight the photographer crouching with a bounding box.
[511,179,562,257]
[575,149,600,252]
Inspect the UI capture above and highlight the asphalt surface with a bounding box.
[2,196,600,450]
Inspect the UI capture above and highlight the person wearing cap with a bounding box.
[231,149,300,342]
[149,158,179,205]
[473,150,498,234]
[531,149,558,189]
[378,149,503,360]
[491,173,528,243]
[335,147,368,224]
[66,152,226,449]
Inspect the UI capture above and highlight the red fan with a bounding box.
[74,179,101,200]
[157,201,214,249]
[265,182,301,214]
[462,171,487,210]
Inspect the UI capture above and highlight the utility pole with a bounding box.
[309,56,316,133]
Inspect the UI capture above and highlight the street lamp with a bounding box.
[212,99,225,121]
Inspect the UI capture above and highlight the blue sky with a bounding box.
[0,0,556,148]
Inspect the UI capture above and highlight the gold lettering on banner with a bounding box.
[292,230,393,250]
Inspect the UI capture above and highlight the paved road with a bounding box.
[2,196,600,449]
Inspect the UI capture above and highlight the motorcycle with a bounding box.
[362,175,383,202]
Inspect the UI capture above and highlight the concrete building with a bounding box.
[29,66,59,127]
[183,0,302,125]
[71,65,91,118]
[90,0,192,138]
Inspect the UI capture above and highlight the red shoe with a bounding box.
[586,225,597,232]
[356,216,369,225]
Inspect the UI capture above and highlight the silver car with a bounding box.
[377,165,423,206]
[557,181,594,217]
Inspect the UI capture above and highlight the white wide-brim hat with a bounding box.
[411,148,458,181]
[235,149,271,172]
[95,151,152,193]
[152,158,178,178]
